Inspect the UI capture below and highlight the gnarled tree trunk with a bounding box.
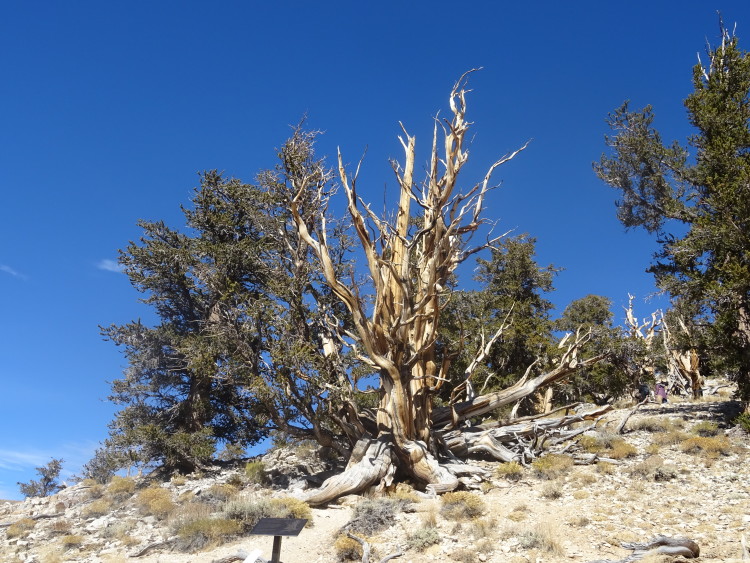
[292,72,601,505]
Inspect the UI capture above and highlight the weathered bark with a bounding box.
[304,437,396,506]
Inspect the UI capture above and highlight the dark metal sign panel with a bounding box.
[250,517,307,537]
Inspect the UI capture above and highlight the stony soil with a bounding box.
[2,391,749,563]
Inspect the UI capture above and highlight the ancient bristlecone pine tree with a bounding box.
[290,72,605,505]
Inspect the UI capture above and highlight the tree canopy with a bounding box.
[595,23,750,401]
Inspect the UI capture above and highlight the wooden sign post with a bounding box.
[249,517,307,563]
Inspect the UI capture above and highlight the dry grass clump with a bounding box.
[518,521,564,555]
[596,461,616,475]
[60,534,84,550]
[532,453,574,479]
[470,517,496,540]
[629,416,675,433]
[50,519,73,535]
[440,491,485,521]
[680,435,731,456]
[206,483,239,502]
[567,514,590,527]
[628,456,677,481]
[651,429,691,446]
[135,485,176,519]
[334,534,365,561]
[221,494,312,531]
[225,473,245,489]
[495,460,524,481]
[83,498,113,517]
[388,483,420,503]
[270,496,312,521]
[607,438,638,459]
[107,476,136,500]
[171,475,187,486]
[540,481,564,499]
[85,483,105,499]
[691,420,720,436]
[6,517,36,539]
[175,517,241,551]
[171,501,240,551]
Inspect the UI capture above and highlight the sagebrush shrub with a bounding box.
[244,461,268,485]
[406,526,440,552]
[346,498,403,535]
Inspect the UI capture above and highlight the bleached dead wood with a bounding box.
[615,396,649,434]
[346,533,402,563]
[588,535,699,562]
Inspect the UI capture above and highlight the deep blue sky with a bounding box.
[2,2,748,500]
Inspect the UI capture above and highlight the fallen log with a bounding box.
[588,535,699,562]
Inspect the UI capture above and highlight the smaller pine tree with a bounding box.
[18,458,64,498]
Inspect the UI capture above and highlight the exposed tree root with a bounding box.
[303,405,613,505]
[304,437,396,506]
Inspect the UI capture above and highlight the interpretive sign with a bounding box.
[249,518,308,563]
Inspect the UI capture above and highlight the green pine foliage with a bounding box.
[96,129,360,474]
[17,458,64,498]
[596,23,750,401]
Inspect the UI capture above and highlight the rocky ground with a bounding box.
[2,388,749,563]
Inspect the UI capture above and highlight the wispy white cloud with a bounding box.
[0,264,26,279]
[0,441,100,500]
[0,449,50,472]
[97,259,124,273]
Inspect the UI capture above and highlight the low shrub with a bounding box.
[6,518,35,539]
[60,535,84,550]
[691,421,720,437]
[629,416,673,433]
[607,439,638,459]
[628,456,677,481]
[223,496,272,530]
[680,436,731,456]
[733,413,750,433]
[175,517,241,551]
[244,461,268,485]
[531,454,573,479]
[540,482,563,499]
[495,461,524,481]
[334,534,363,561]
[440,491,485,521]
[518,522,563,554]
[346,498,403,535]
[270,497,312,522]
[651,429,691,447]
[84,498,113,517]
[107,476,136,500]
[206,483,239,502]
[136,486,175,519]
[406,526,440,552]
[50,519,72,535]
